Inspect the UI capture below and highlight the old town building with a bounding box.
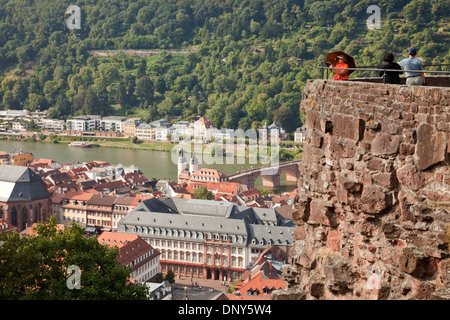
[118,197,294,282]
[98,231,160,283]
[0,165,51,232]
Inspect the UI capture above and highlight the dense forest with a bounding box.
[0,0,449,132]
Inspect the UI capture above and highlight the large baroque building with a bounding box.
[0,165,51,232]
[118,198,294,281]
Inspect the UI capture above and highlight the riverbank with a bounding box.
[0,133,303,161]
[1,134,174,152]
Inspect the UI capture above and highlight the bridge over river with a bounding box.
[227,160,301,188]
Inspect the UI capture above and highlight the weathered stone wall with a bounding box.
[274,79,449,300]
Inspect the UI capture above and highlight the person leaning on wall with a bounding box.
[399,48,426,86]
[379,51,403,84]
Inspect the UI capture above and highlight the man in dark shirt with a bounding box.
[379,51,402,84]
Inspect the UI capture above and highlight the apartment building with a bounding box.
[100,116,127,132]
[135,123,154,140]
[60,191,95,228]
[294,126,306,143]
[66,115,101,131]
[86,194,117,231]
[39,119,65,131]
[123,118,142,138]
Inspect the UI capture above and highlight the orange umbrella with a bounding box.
[325,51,356,75]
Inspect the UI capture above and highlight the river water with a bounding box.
[0,140,296,192]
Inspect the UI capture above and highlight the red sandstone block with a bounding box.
[373,172,398,189]
[448,135,450,154]
[330,137,357,159]
[399,143,415,156]
[403,112,414,121]
[366,158,383,171]
[415,113,432,124]
[306,110,322,131]
[309,200,337,227]
[371,133,400,155]
[360,185,391,214]
[398,247,438,279]
[396,164,423,191]
[293,225,307,241]
[309,130,323,148]
[327,230,341,252]
[416,123,446,171]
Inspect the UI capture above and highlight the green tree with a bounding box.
[2,91,16,110]
[164,269,175,284]
[193,186,214,200]
[28,119,39,131]
[137,59,147,79]
[135,76,154,105]
[273,105,297,133]
[0,218,148,300]
[83,87,99,115]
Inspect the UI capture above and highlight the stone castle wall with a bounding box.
[274,79,449,300]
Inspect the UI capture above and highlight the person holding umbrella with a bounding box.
[331,55,350,81]
[325,51,356,81]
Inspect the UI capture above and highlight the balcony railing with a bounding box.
[317,65,450,86]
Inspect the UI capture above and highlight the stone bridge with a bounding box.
[228,160,301,188]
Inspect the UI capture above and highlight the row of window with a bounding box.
[129,252,158,267]
[63,216,85,223]
[191,176,221,182]
[152,239,203,250]
[161,251,244,267]
[86,219,110,226]
[130,225,246,244]
[150,240,244,256]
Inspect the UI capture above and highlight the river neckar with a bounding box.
[0,140,297,192]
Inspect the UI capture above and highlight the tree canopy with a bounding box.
[0,218,149,300]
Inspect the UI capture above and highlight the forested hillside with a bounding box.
[0,0,449,132]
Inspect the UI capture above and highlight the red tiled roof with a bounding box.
[191,168,227,179]
[97,232,160,268]
[62,190,97,201]
[195,116,215,128]
[229,273,286,300]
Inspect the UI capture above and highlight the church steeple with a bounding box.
[189,153,199,175]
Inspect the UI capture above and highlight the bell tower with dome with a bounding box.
[189,153,199,175]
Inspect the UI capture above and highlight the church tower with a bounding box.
[177,150,188,176]
[189,153,199,175]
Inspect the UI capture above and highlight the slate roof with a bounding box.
[0,165,51,202]
[166,198,236,217]
[118,198,294,248]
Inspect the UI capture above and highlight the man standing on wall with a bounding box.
[399,48,426,85]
